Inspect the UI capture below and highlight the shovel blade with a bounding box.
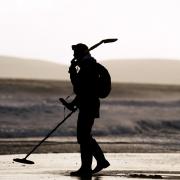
[103,38,118,43]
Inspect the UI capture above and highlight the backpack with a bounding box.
[96,63,111,98]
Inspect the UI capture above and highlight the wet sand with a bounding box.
[1,153,180,179]
[1,136,180,154]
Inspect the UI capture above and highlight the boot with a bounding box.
[92,159,110,174]
[70,167,92,177]
[91,138,110,174]
[70,143,92,177]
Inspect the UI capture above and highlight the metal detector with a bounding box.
[13,38,118,165]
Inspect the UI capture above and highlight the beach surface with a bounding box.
[1,153,180,179]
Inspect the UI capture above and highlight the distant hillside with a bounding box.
[102,59,180,85]
[1,56,180,85]
[0,56,69,80]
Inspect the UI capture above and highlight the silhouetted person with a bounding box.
[62,43,110,177]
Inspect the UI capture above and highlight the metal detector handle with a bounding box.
[24,109,76,159]
[59,98,77,112]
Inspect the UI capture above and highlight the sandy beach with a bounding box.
[0,153,180,179]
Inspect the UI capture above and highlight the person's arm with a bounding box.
[69,62,81,95]
[69,62,78,86]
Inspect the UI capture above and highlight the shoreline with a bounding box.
[1,136,180,154]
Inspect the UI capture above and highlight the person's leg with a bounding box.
[80,142,93,170]
[91,138,106,162]
[91,138,110,174]
[70,142,92,176]
[70,112,94,176]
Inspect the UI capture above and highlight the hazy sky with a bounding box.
[0,0,180,65]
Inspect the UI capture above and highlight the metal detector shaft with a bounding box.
[24,110,76,159]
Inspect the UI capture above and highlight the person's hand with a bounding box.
[69,60,78,74]
[59,98,77,111]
